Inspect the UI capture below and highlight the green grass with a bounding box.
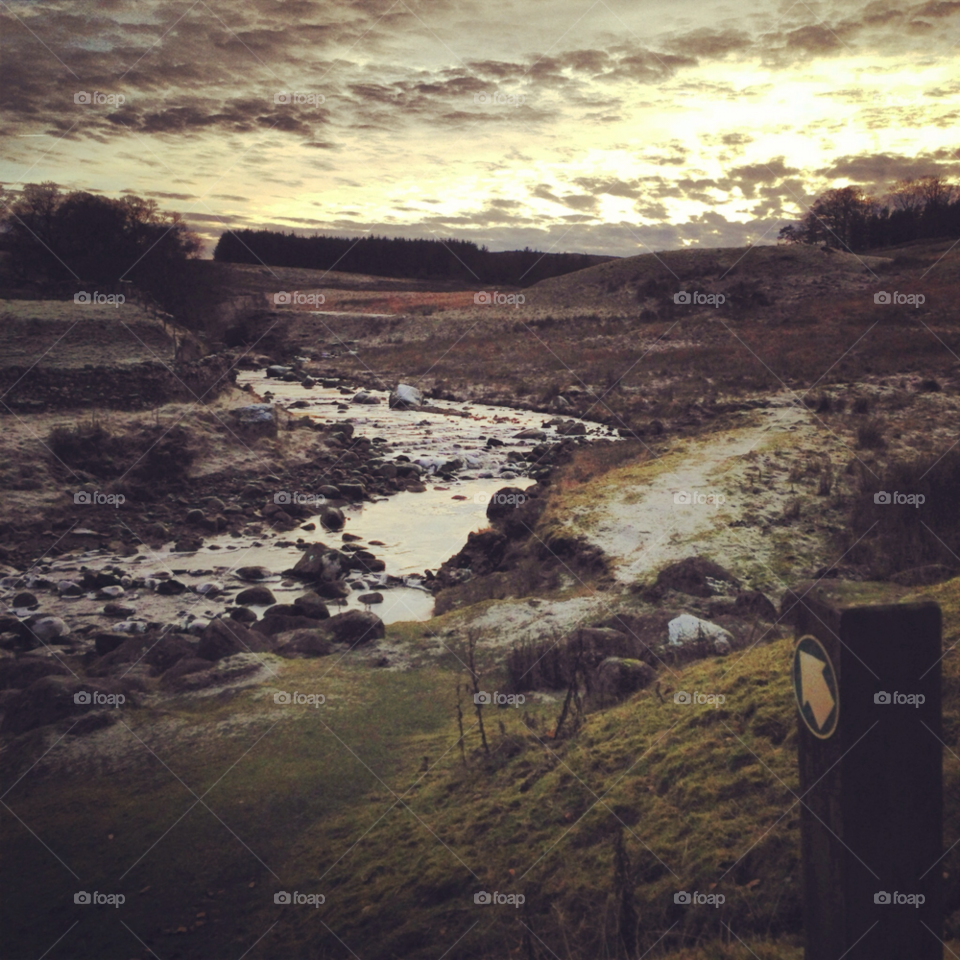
[7,578,960,958]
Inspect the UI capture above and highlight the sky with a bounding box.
[2,0,959,257]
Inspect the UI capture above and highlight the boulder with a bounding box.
[292,544,344,582]
[229,607,259,624]
[231,403,278,438]
[594,657,656,700]
[389,383,423,409]
[556,420,587,436]
[236,585,276,606]
[338,482,366,501]
[274,630,333,659]
[732,590,778,621]
[257,614,330,637]
[312,580,351,600]
[236,565,272,582]
[198,618,275,661]
[12,592,38,609]
[320,506,345,531]
[357,592,384,605]
[667,614,733,654]
[58,580,83,597]
[651,557,740,599]
[293,595,330,620]
[323,609,384,646]
[27,617,69,644]
[103,602,136,617]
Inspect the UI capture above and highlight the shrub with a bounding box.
[856,420,886,449]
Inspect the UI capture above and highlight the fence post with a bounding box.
[782,581,942,959]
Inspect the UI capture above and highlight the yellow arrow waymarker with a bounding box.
[793,634,839,739]
[799,650,835,729]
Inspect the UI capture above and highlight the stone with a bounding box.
[197,618,275,661]
[12,592,38,609]
[236,566,271,582]
[389,383,423,409]
[58,580,83,597]
[357,592,384,604]
[28,617,69,643]
[594,657,656,700]
[667,614,733,651]
[274,630,333,659]
[323,609,384,646]
[236,585,276,606]
[651,557,740,599]
[320,505,345,531]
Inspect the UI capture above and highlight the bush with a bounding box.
[856,420,886,449]
[849,448,960,576]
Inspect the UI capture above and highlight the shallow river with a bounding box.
[28,375,609,626]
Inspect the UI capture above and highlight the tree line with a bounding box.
[778,175,960,252]
[0,182,200,308]
[213,228,609,286]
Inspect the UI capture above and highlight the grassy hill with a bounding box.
[5,574,960,959]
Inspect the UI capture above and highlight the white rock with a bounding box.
[196,582,223,596]
[99,585,125,598]
[668,614,733,648]
[31,617,69,642]
[115,620,149,634]
[58,580,83,596]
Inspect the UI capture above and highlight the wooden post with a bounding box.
[782,581,942,960]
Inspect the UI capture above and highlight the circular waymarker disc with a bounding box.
[792,634,839,740]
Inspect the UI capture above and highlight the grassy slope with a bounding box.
[5,575,960,959]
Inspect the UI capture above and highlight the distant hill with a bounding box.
[213,229,615,287]
[523,243,894,318]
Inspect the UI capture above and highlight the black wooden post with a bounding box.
[782,581,942,960]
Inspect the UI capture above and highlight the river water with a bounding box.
[26,375,609,627]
